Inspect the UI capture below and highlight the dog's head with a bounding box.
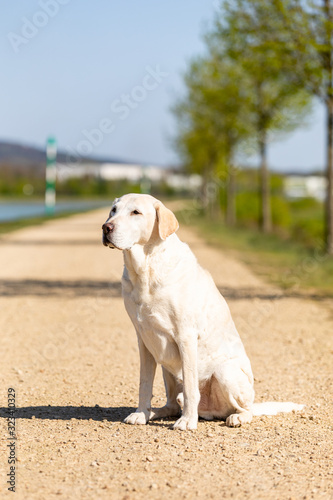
[102,194,179,250]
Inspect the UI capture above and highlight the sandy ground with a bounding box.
[0,207,332,500]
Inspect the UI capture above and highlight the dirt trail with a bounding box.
[0,208,332,499]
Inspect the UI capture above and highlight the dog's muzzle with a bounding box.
[102,223,115,248]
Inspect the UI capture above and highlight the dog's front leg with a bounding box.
[173,337,200,430]
[124,335,156,425]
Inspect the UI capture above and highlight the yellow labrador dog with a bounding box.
[102,194,303,430]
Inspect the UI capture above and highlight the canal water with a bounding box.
[0,200,110,222]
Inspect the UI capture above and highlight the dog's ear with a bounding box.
[154,201,179,240]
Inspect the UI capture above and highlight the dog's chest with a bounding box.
[123,283,180,368]
[125,287,174,333]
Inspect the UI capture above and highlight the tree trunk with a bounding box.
[206,164,221,220]
[323,0,333,254]
[259,131,272,233]
[201,168,210,211]
[226,163,236,226]
[325,96,333,254]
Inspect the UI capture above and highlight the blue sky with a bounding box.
[0,0,326,172]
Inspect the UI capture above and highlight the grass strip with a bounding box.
[176,209,333,297]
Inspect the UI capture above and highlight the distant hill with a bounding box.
[0,140,131,177]
[0,142,46,165]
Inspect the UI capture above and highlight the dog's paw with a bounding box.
[150,404,181,420]
[226,411,252,428]
[176,392,184,407]
[226,414,242,427]
[123,411,148,425]
[173,415,197,431]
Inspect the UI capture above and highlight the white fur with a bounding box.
[102,194,304,430]
[252,402,304,416]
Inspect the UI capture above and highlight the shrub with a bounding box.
[271,196,291,228]
[236,192,260,227]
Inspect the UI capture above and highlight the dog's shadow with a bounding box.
[0,406,226,429]
[0,405,190,428]
[0,405,135,422]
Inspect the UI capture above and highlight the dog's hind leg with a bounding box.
[214,358,255,427]
[150,368,181,420]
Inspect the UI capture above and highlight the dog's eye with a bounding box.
[131,210,141,215]
[111,207,116,215]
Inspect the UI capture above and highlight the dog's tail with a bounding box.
[252,402,304,416]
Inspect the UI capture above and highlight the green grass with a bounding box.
[177,208,333,297]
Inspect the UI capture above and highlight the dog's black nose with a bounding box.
[102,223,114,234]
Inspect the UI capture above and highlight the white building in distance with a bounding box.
[284,175,326,201]
[56,161,202,191]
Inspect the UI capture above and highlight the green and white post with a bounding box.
[45,136,57,216]
[140,165,151,194]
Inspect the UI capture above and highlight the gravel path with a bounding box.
[0,208,332,499]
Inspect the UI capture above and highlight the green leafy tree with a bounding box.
[173,56,253,224]
[266,0,333,253]
[210,0,312,232]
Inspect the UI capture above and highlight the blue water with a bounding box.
[0,200,110,222]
